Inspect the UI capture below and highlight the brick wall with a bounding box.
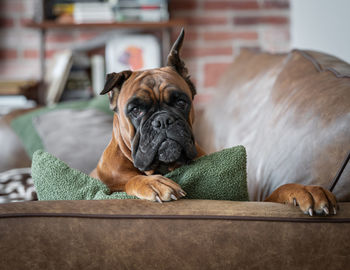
[0,0,40,80]
[0,0,290,104]
[170,0,290,106]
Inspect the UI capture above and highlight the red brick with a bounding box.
[178,16,228,26]
[204,62,231,87]
[203,31,258,41]
[45,50,57,59]
[234,16,288,25]
[0,49,17,59]
[46,32,75,43]
[23,49,39,59]
[78,31,99,41]
[204,1,259,10]
[169,0,197,11]
[182,46,233,59]
[0,18,15,27]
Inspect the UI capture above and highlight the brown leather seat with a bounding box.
[1,200,350,270]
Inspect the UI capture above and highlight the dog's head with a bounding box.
[100,29,197,173]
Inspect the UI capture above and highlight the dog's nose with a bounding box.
[152,114,175,129]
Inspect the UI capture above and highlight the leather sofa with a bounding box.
[1,49,349,269]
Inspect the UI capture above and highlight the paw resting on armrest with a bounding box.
[265,183,337,216]
[125,175,186,203]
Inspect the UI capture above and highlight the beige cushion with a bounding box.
[195,50,350,201]
[33,108,113,174]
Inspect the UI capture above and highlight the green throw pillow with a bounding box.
[31,146,248,201]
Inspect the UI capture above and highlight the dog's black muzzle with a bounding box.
[131,111,197,172]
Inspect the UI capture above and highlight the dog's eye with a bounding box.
[130,107,143,118]
[175,99,187,108]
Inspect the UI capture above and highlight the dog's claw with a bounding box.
[333,207,337,215]
[179,191,186,197]
[293,198,297,206]
[171,194,177,201]
[308,208,313,216]
[323,206,329,215]
[155,196,162,203]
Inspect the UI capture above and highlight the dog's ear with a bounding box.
[167,28,196,97]
[100,70,132,95]
[167,28,187,78]
[100,70,132,111]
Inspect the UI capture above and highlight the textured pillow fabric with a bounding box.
[32,146,248,201]
[33,108,112,174]
[165,146,248,201]
[0,168,37,203]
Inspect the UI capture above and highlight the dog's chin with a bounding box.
[157,139,182,163]
[133,138,197,173]
[135,139,184,172]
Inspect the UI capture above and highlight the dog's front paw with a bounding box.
[265,183,337,216]
[125,175,186,203]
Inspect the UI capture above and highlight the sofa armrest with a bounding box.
[1,200,349,269]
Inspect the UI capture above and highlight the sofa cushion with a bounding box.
[33,108,112,174]
[10,96,113,174]
[31,146,248,201]
[10,95,112,159]
[197,49,350,201]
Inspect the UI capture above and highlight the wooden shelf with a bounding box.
[24,18,182,79]
[25,19,186,30]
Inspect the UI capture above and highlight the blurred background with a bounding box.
[0,0,349,113]
[0,0,289,113]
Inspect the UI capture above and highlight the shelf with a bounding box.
[24,18,182,79]
[25,19,186,30]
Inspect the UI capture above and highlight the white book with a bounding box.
[91,55,105,96]
[74,3,112,10]
[74,2,114,23]
[74,17,114,23]
[45,50,73,106]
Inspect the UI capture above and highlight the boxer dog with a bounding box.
[91,29,337,216]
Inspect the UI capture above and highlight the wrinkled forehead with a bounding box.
[121,67,192,102]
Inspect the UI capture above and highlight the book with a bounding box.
[115,0,168,22]
[73,2,114,23]
[60,68,92,101]
[45,50,73,106]
[91,55,105,96]
[0,81,36,95]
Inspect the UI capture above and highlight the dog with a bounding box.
[91,29,337,216]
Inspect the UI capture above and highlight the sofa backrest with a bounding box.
[194,49,350,202]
